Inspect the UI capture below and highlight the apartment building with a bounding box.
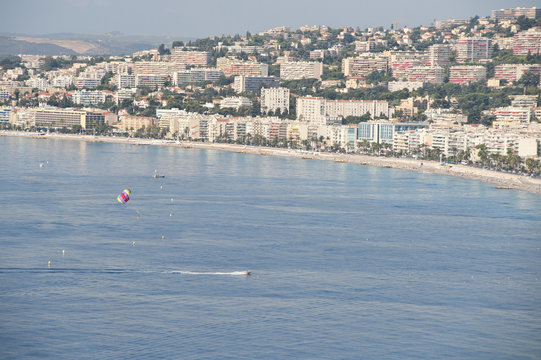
[449,65,487,85]
[296,97,392,124]
[357,121,428,144]
[220,97,253,110]
[34,108,104,130]
[493,107,532,122]
[117,115,158,131]
[427,44,452,66]
[130,61,186,76]
[233,76,280,93]
[494,64,541,82]
[117,74,136,89]
[280,61,323,80]
[70,90,106,106]
[170,49,211,66]
[513,27,541,56]
[492,7,541,21]
[173,69,223,85]
[261,87,290,114]
[216,58,268,77]
[75,78,100,89]
[135,74,165,89]
[342,57,388,77]
[455,37,492,63]
[388,81,424,92]
[510,95,538,109]
[402,66,445,84]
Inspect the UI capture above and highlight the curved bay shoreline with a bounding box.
[3,130,541,195]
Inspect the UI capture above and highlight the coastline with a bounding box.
[3,130,541,195]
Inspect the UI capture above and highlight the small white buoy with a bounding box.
[48,260,51,268]
[169,213,172,217]
[171,198,174,202]
[62,249,65,256]
[132,241,135,246]
[40,163,44,168]
[160,185,163,189]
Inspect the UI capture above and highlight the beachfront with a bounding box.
[3,130,541,195]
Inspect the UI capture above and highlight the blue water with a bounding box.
[1,136,540,359]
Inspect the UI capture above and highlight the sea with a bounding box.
[1,135,540,360]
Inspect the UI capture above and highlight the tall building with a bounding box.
[173,69,223,85]
[296,97,392,124]
[455,37,492,63]
[216,58,268,77]
[34,108,105,130]
[130,61,186,76]
[492,7,541,21]
[342,57,388,77]
[170,49,211,66]
[449,65,487,85]
[494,64,541,82]
[135,74,165,89]
[71,90,106,106]
[261,87,290,114]
[117,74,136,89]
[428,44,452,66]
[513,27,541,56]
[280,61,323,80]
[233,76,280,93]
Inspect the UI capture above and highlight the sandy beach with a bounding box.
[3,130,541,195]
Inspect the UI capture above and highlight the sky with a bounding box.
[1,0,540,39]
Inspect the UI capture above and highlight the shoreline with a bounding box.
[3,130,541,195]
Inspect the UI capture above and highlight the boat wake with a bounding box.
[0,268,252,276]
[166,270,251,276]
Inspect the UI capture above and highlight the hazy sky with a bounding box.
[1,0,540,39]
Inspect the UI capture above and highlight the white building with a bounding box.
[280,61,323,80]
[71,90,106,106]
[261,87,290,114]
[220,97,253,110]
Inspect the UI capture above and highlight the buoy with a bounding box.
[40,163,44,167]
[171,198,174,202]
[62,249,65,256]
[162,235,165,240]
[160,186,163,189]
[132,241,135,246]
[48,260,51,268]
[169,213,172,217]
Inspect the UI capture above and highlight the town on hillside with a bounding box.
[1,7,541,175]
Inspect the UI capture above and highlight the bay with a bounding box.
[1,136,540,359]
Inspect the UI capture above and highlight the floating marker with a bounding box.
[169,213,172,217]
[132,241,135,246]
[62,249,65,256]
[171,198,174,202]
[162,235,165,240]
[160,186,163,189]
[40,163,44,168]
[48,260,51,268]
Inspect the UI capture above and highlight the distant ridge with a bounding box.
[0,33,195,56]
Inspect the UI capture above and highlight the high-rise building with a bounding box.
[280,61,323,80]
[233,76,280,93]
[216,58,268,77]
[261,87,290,114]
[428,44,452,66]
[492,7,541,21]
[342,57,388,77]
[455,37,492,63]
[170,49,211,67]
[449,65,487,85]
[513,27,541,56]
[494,64,541,82]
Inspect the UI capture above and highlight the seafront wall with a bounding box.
[3,131,541,195]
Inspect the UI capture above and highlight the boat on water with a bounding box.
[153,174,165,178]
